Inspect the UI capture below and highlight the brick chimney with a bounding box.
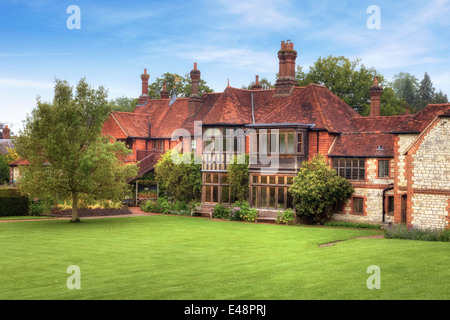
[160,82,169,99]
[189,62,202,115]
[138,68,150,105]
[2,125,10,139]
[252,75,262,90]
[274,40,297,96]
[369,76,383,117]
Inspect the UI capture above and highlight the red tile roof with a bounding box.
[392,104,450,133]
[329,133,395,158]
[111,112,151,138]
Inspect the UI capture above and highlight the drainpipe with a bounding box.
[382,184,394,223]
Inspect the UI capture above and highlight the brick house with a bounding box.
[102,40,450,229]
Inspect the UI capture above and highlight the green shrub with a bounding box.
[385,224,450,242]
[141,197,173,214]
[0,188,29,217]
[29,198,52,216]
[276,209,295,225]
[324,221,382,229]
[213,204,230,219]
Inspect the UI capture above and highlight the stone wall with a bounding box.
[410,117,450,229]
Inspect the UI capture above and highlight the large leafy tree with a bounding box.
[296,56,381,115]
[148,72,213,99]
[15,79,138,222]
[154,150,202,202]
[289,154,353,224]
[109,96,138,112]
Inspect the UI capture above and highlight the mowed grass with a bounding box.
[0,215,449,300]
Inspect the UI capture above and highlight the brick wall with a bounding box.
[102,115,127,139]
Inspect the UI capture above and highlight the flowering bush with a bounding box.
[275,209,295,225]
[228,206,242,221]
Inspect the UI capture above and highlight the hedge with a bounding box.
[0,188,29,217]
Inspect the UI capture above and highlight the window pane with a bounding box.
[205,173,211,184]
[279,134,286,153]
[212,174,219,184]
[379,160,389,177]
[352,168,359,180]
[277,188,285,209]
[277,176,285,185]
[252,175,258,184]
[269,176,276,184]
[221,186,230,203]
[269,187,276,208]
[212,186,219,203]
[260,187,267,208]
[261,176,267,184]
[353,198,364,214]
[333,158,338,168]
[345,168,351,179]
[298,133,303,153]
[353,158,359,167]
[252,187,257,207]
[286,176,294,185]
[205,186,211,202]
[260,133,268,154]
[287,133,295,153]
[270,133,278,153]
[222,174,229,184]
[287,190,293,209]
[359,169,365,180]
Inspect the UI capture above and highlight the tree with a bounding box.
[15,79,138,222]
[418,72,435,107]
[242,77,274,90]
[391,72,419,110]
[154,150,202,202]
[431,90,449,104]
[0,156,9,184]
[148,72,214,99]
[289,154,354,224]
[109,96,138,112]
[296,56,382,114]
[227,154,249,202]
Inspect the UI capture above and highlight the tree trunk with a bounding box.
[71,192,80,222]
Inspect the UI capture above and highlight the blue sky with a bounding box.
[1,0,449,133]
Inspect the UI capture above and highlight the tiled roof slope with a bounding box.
[392,103,450,133]
[111,112,151,138]
[329,133,395,158]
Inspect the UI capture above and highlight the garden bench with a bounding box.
[193,208,213,218]
[256,212,277,222]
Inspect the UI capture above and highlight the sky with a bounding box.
[0,0,449,134]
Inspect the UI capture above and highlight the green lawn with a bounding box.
[0,215,449,300]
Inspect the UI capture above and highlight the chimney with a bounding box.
[369,76,383,117]
[274,40,297,97]
[189,62,202,115]
[2,125,11,139]
[138,68,150,105]
[160,82,169,99]
[252,75,262,90]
